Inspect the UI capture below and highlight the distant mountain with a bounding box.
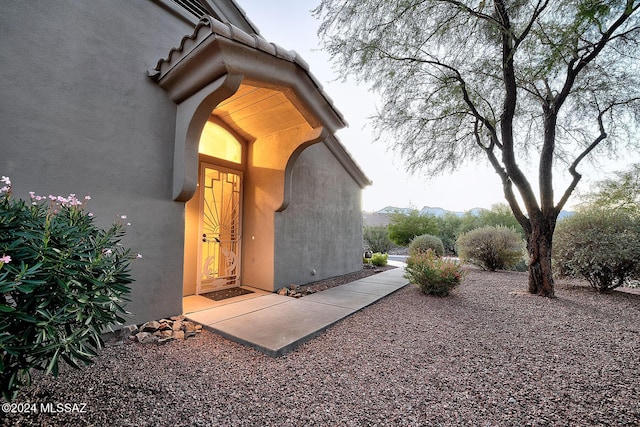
[376,206,413,215]
[372,206,477,218]
[364,206,574,226]
[419,206,471,217]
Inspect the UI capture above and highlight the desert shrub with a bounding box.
[457,225,525,271]
[370,252,388,266]
[0,177,137,400]
[579,163,640,218]
[553,209,640,292]
[409,234,444,257]
[404,250,464,296]
[363,225,394,253]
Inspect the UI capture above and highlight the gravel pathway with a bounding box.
[3,267,640,426]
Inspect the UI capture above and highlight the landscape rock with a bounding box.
[184,321,196,333]
[120,324,138,339]
[135,332,158,344]
[140,320,161,332]
[125,316,201,345]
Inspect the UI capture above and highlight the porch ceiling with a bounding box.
[212,83,317,141]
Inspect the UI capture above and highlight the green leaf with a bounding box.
[45,349,61,376]
[0,304,16,312]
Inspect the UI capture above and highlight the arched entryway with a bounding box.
[147,17,366,311]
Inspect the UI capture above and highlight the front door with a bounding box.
[197,164,242,294]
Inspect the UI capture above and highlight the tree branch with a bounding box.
[557,96,640,211]
[556,110,607,211]
[556,0,640,110]
[513,0,551,48]
[473,118,530,231]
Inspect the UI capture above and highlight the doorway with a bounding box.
[197,163,242,294]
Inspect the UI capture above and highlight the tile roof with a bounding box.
[148,15,333,114]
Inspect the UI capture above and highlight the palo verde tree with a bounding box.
[315,1,640,296]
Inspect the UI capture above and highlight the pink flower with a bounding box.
[1,176,10,185]
[136,254,142,259]
[0,255,11,264]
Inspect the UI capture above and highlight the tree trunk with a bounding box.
[526,214,555,297]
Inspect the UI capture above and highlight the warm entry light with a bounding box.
[199,121,242,163]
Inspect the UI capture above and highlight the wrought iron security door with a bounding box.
[198,165,242,294]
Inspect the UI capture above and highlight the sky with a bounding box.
[238,0,638,213]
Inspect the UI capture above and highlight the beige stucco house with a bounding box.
[0,0,370,324]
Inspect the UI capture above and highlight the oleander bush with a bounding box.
[553,209,640,293]
[404,250,465,296]
[456,225,525,271]
[370,252,388,266]
[0,177,138,401]
[408,234,444,257]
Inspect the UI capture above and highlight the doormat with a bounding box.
[201,287,254,301]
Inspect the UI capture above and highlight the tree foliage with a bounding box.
[579,163,640,217]
[458,204,524,236]
[316,0,640,296]
[363,225,394,253]
[434,212,462,254]
[387,209,437,246]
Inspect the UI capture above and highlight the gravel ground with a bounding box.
[3,266,640,426]
[296,264,397,294]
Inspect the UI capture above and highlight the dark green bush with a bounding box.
[456,225,524,271]
[553,209,640,292]
[363,225,394,254]
[370,252,388,266]
[435,212,462,255]
[409,234,444,257]
[404,250,465,296]
[0,178,137,400]
[387,209,438,247]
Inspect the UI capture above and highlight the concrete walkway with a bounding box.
[185,266,409,357]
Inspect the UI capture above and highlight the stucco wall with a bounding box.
[0,1,194,324]
[274,142,364,289]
